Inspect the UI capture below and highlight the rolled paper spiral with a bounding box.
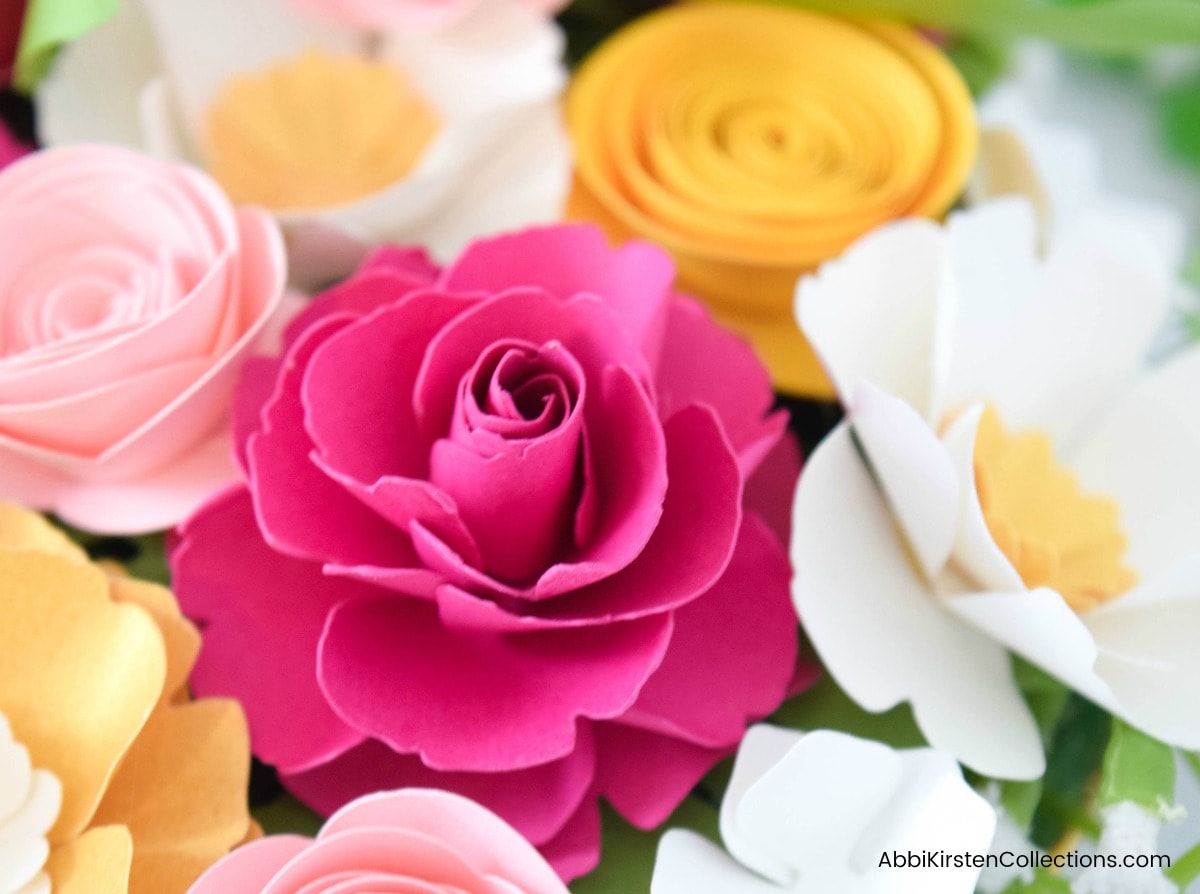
[567,2,977,396]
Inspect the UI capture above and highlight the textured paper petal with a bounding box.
[284,730,596,847]
[851,383,960,580]
[791,423,1043,779]
[91,699,251,893]
[945,198,1171,447]
[797,218,949,421]
[653,830,780,894]
[0,552,165,841]
[654,295,786,475]
[172,488,366,774]
[1071,345,1200,580]
[45,825,132,894]
[0,502,86,560]
[108,575,200,706]
[621,514,797,748]
[187,836,311,894]
[318,596,672,770]
[321,789,567,893]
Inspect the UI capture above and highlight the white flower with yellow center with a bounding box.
[0,712,60,894]
[36,0,569,284]
[793,197,1200,780]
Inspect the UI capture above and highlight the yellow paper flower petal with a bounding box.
[567,2,976,395]
[109,576,201,706]
[0,504,86,562]
[0,551,165,843]
[45,825,133,894]
[92,700,251,894]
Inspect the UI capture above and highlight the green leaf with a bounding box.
[712,0,1200,54]
[252,791,323,838]
[945,33,1011,97]
[13,0,117,93]
[1029,695,1110,849]
[1159,73,1200,172]
[769,671,926,748]
[571,797,720,894]
[1001,658,1072,830]
[1096,718,1176,813]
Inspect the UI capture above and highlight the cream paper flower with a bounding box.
[651,726,995,894]
[793,197,1200,780]
[37,0,569,285]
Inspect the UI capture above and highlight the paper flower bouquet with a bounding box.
[4,1,1200,892]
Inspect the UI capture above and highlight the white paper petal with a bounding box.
[945,199,1171,448]
[36,0,160,148]
[719,725,805,885]
[1084,555,1200,749]
[792,423,1044,779]
[1071,345,1200,581]
[652,830,781,894]
[851,383,959,580]
[945,589,1116,715]
[137,0,360,152]
[796,219,950,422]
[940,404,1026,594]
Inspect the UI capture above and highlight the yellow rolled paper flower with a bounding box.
[567,2,977,396]
[0,505,254,894]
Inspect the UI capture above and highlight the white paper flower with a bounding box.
[651,726,995,894]
[1073,803,1177,894]
[793,197,1200,780]
[36,0,569,284]
[0,712,61,894]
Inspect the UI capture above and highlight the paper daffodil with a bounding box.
[567,1,976,396]
[793,197,1200,780]
[37,0,569,284]
[0,503,253,893]
[651,726,995,894]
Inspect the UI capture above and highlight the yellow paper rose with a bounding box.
[566,1,977,396]
[0,505,253,894]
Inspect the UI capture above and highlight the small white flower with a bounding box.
[651,726,995,894]
[1073,803,1177,894]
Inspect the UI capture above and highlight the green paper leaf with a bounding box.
[1158,72,1200,172]
[769,672,926,748]
[1029,695,1110,849]
[1001,867,1073,893]
[571,796,720,893]
[13,0,117,93]
[716,0,1200,54]
[945,33,1012,97]
[252,791,324,838]
[1096,718,1176,813]
[1001,658,1072,830]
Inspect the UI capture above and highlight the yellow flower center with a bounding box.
[972,405,1135,611]
[204,49,440,211]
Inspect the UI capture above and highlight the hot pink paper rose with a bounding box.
[289,0,567,31]
[172,224,807,880]
[189,789,569,894]
[0,145,286,533]
[0,118,29,168]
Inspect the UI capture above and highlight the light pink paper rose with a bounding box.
[0,145,286,533]
[288,0,568,31]
[173,224,808,880]
[188,789,569,894]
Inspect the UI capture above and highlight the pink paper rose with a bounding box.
[288,0,568,31]
[172,224,807,879]
[0,145,286,533]
[189,789,569,894]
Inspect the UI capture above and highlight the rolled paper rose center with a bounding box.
[567,2,976,396]
[972,405,1135,611]
[430,339,586,585]
[0,712,60,894]
[204,49,440,211]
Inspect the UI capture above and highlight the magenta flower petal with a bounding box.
[537,798,604,882]
[317,597,673,770]
[440,225,676,355]
[593,724,730,829]
[285,730,596,846]
[620,513,798,747]
[174,488,366,773]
